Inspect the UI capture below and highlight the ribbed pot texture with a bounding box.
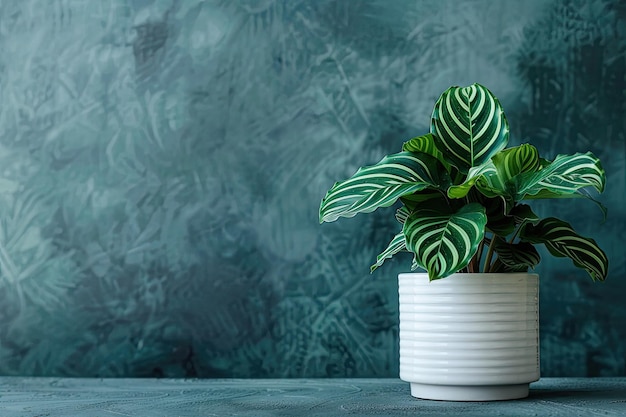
[398,273,540,401]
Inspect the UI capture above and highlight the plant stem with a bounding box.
[509,223,523,244]
[490,258,504,273]
[471,238,486,273]
[482,234,497,273]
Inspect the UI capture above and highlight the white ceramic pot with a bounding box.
[398,273,539,401]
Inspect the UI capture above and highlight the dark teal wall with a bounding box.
[0,0,624,377]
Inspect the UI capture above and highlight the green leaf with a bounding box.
[491,260,532,273]
[402,133,440,155]
[371,232,406,273]
[474,171,510,200]
[403,203,487,281]
[515,152,606,200]
[449,144,540,200]
[456,149,606,218]
[411,258,420,271]
[510,204,540,225]
[523,189,608,220]
[493,238,541,270]
[468,191,515,236]
[402,133,451,170]
[520,217,608,281]
[319,152,450,223]
[400,189,445,207]
[395,206,411,224]
[447,161,501,199]
[430,83,509,173]
[492,144,539,183]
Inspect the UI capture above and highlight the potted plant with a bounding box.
[318,83,608,401]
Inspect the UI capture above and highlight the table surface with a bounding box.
[0,377,625,417]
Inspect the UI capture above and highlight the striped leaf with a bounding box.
[449,144,539,199]
[494,238,541,270]
[515,152,606,200]
[492,144,539,182]
[319,152,450,223]
[395,206,411,224]
[523,189,608,220]
[491,260,532,273]
[520,217,608,281]
[411,258,420,271]
[447,161,500,199]
[468,191,515,236]
[475,169,509,200]
[402,133,451,170]
[510,204,540,225]
[403,203,487,281]
[430,83,509,173]
[400,189,445,208]
[370,232,406,273]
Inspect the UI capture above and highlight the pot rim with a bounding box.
[399,272,539,279]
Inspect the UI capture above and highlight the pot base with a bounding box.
[410,382,529,401]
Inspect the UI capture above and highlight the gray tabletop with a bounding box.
[0,377,625,416]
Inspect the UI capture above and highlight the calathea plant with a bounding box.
[319,83,608,281]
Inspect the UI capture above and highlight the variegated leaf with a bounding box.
[521,217,608,281]
[493,238,541,270]
[395,206,411,224]
[449,145,539,199]
[515,152,606,200]
[370,232,406,273]
[492,144,539,182]
[447,161,500,199]
[523,189,608,220]
[475,169,510,200]
[510,204,540,225]
[491,260,532,273]
[411,258,420,271]
[430,83,509,173]
[468,191,515,236]
[319,152,450,223]
[402,133,451,170]
[403,203,487,280]
[400,189,445,208]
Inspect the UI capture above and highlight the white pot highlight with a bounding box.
[398,273,540,401]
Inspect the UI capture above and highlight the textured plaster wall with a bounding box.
[0,0,624,377]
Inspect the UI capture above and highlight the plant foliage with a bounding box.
[319,83,608,281]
